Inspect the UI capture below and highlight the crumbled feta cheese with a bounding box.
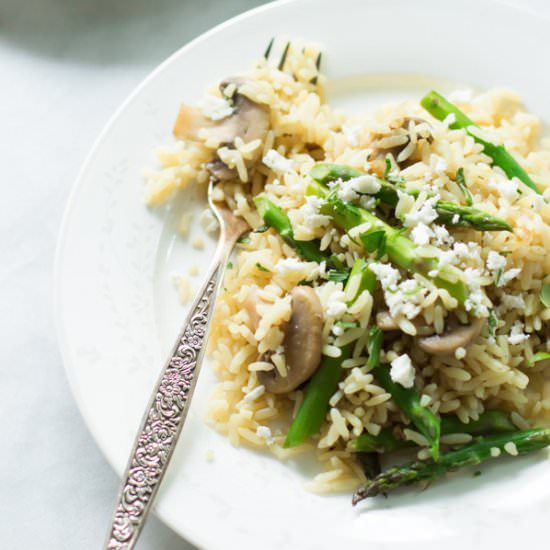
[199,95,234,120]
[359,195,376,210]
[489,178,519,200]
[403,195,439,228]
[263,149,294,174]
[342,125,361,146]
[337,174,381,203]
[463,268,489,317]
[299,195,332,229]
[256,425,274,445]
[432,224,453,246]
[499,267,521,286]
[499,294,525,312]
[411,223,432,246]
[452,214,460,224]
[487,251,507,271]
[390,354,415,388]
[508,321,529,345]
[275,258,318,280]
[326,290,347,318]
[369,263,401,290]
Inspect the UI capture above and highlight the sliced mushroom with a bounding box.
[418,317,484,355]
[259,286,323,394]
[173,78,270,182]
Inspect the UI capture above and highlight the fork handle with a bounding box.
[104,235,235,550]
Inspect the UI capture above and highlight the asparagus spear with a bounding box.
[307,180,469,304]
[352,428,550,503]
[421,90,542,195]
[373,363,441,461]
[284,259,376,448]
[351,409,516,453]
[310,163,511,231]
[253,196,330,264]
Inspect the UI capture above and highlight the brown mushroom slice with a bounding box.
[259,286,323,394]
[206,158,237,181]
[418,317,484,355]
[173,104,216,141]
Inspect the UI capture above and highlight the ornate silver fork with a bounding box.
[104,183,248,549]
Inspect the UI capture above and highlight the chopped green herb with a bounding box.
[494,268,504,287]
[226,261,234,269]
[328,269,350,283]
[253,224,270,233]
[540,284,550,308]
[528,351,550,366]
[456,168,473,206]
[488,309,498,339]
[336,321,359,329]
[255,262,271,272]
[383,158,392,179]
[367,326,383,369]
[360,229,387,259]
[310,52,322,85]
[297,279,313,286]
[473,471,482,477]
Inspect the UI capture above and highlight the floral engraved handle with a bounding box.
[104,260,223,550]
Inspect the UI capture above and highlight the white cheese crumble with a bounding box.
[390,354,415,388]
[508,321,529,345]
[403,195,439,228]
[256,425,274,445]
[263,149,294,174]
[342,125,361,146]
[199,95,234,121]
[359,195,377,210]
[463,268,489,317]
[299,195,332,229]
[455,347,466,360]
[337,174,381,203]
[499,267,521,286]
[487,251,507,271]
[326,289,347,318]
[411,222,432,246]
[275,258,318,280]
[489,178,519,201]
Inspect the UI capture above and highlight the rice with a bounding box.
[147,40,550,494]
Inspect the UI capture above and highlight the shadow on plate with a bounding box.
[0,0,268,65]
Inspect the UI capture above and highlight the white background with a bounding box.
[0,0,547,548]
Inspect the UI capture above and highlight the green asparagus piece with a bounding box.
[284,259,376,448]
[373,364,441,460]
[421,91,542,195]
[253,196,330,264]
[310,163,511,231]
[352,428,550,503]
[351,410,516,453]
[307,180,469,304]
[434,201,512,231]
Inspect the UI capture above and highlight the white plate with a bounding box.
[55,1,550,548]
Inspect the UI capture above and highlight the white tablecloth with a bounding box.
[1,0,547,548]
